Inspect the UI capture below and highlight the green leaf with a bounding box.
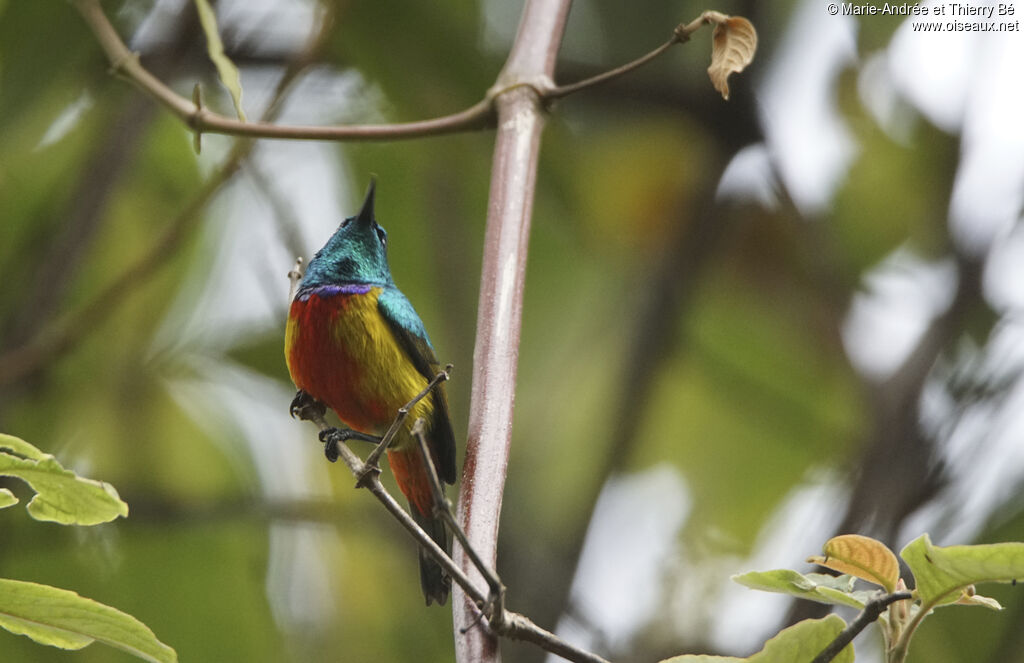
[660,615,852,663]
[0,433,49,461]
[901,534,1024,607]
[0,488,17,509]
[732,569,867,610]
[0,434,128,525]
[193,0,246,121]
[0,578,176,662]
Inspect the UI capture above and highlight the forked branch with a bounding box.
[292,376,611,663]
[71,0,752,142]
[811,591,914,663]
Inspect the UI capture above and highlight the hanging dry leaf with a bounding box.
[707,15,758,100]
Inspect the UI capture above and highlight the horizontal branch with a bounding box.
[71,0,728,145]
[71,0,495,142]
[186,99,495,142]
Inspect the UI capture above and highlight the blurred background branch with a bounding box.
[0,1,333,393]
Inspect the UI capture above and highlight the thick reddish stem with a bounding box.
[453,1,572,661]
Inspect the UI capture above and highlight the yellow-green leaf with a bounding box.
[0,433,49,461]
[808,534,900,593]
[0,488,17,509]
[660,615,851,663]
[0,434,128,525]
[0,578,176,662]
[193,0,246,121]
[901,534,1024,607]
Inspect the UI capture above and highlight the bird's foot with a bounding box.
[289,390,326,422]
[318,428,343,462]
[318,427,382,463]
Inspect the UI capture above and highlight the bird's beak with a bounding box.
[356,178,376,227]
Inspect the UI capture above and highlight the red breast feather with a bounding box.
[285,288,436,440]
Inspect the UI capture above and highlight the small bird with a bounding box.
[284,180,456,605]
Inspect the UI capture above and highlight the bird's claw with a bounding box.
[290,390,326,421]
[319,427,342,462]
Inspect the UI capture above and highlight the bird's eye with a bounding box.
[340,219,351,229]
[375,226,387,247]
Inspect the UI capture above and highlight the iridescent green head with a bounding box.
[300,180,393,289]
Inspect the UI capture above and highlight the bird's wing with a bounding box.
[378,288,457,484]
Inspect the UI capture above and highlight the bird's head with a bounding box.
[301,179,392,288]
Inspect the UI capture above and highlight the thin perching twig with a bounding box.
[294,381,612,663]
[811,591,914,663]
[411,417,506,624]
[291,385,487,606]
[359,364,454,474]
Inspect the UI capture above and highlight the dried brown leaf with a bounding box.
[707,15,757,100]
[807,534,901,593]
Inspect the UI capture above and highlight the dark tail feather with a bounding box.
[410,502,451,605]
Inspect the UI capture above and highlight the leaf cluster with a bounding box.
[723,534,1024,663]
[0,435,176,662]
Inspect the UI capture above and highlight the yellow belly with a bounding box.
[285,287,434,446]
